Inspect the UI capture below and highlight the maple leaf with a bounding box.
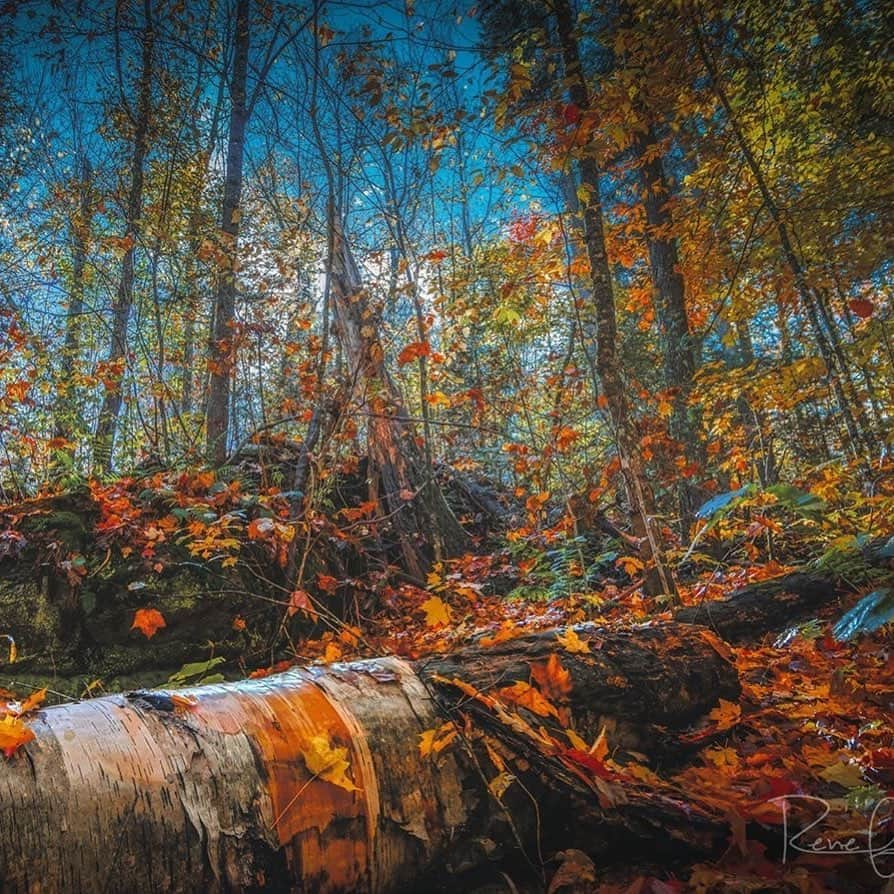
[421,595,451,627]
[131,608,166,639]
[0,714,35,758]
[418,722,457,757]
[16,688,46,716]
[531,654,573,702]
[497,680,559,718]
[708,698,741,729]
[301,733,359,792]
[288,589,317,620]
[555,628,591,654]
[397,340,431,365]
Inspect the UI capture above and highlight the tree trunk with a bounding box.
[0,622,738,893]
[633,126,705,533]
[329,220,469,579]
[53,157,93,450]
[553,0,675,599]
[205,0,250,464]
[92,0,155,473]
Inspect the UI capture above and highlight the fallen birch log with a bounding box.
[0,622,738,893]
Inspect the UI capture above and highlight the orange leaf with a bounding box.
[497,680,559,718]
[131,608,166,639]
[0,715,35,758]
[288,589,317,620]
[397,340,431,365]
[531,654,573,702]
[316,574,339,594]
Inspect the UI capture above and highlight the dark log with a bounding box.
[0,622,738,893]
[674,537,894,642]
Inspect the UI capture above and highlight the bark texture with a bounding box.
[0,623,738,893]
[205,0,250,464]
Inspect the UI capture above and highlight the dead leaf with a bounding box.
[555,627,591,654]
[301,733,359,792]
[131,608,166,639]
[0,714,35,758]
[422,595,451,627]
[531,653,573,701]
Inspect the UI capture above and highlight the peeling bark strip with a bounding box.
[0,624,738,893]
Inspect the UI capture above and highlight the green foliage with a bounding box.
[166,656,226,688]
[833,588,894,642]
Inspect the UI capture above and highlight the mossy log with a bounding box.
[674,537,894,642]
[0,622,738,894]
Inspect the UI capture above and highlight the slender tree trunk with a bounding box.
[633,127,705,532]
[329,220,469,580]
[554,0,675,598]
[53,157,93,447]
[205,0,250,464]
[92,0,154,473]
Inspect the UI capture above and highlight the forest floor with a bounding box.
[0,467,892,892]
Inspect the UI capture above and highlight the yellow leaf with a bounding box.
[488,771,516,799]
[708,698,741,729]
[301,733,359,792]
[819,761,863,788]
[418,722,457,757]
[422,595,451,627]
[556,627,590,654]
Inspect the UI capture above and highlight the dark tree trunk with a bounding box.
[553,0,675,599]
[633,126,705,533]
[205,0,250,464]
[92,0,155,472]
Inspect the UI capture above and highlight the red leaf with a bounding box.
[397,341,431,365]
[563,103,581,125]
[848,298,874,319]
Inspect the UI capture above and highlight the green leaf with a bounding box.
[766,484,825,521]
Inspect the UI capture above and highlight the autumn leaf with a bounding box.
[316,574,339,594]
[16,688,46,716]
[421,595,451,627]
[497,680,559,718]
[418,722,457,757]
[556,627,590,654]
[530,654,573,702]
[488,771,516,800]
[288,589,317,620]
[301,733,359,792]
[708,698,741,729]
[131,608,166,639]
[397,340,431,365]
[848,298,874,319]
[0,714,35,758]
